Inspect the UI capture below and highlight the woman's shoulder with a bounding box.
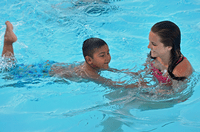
[173,57,193,77]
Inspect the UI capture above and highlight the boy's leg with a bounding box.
[2,21,17,58]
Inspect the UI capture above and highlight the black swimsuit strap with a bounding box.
[168,56,187,81]
[149,53,187,81]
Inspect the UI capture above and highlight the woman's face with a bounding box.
[148,31,172,58]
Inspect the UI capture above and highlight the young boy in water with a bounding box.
[49,37,111,80]
[2,21,126,87]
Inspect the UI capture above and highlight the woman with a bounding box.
[148,20,193,85]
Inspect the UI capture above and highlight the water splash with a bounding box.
[0,56,17,73]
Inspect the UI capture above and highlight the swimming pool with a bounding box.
[1,0,200,131]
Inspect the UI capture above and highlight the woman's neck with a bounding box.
[158,53,171,68]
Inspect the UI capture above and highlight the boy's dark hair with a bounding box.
[82,38,107,58]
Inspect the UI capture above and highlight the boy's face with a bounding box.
[90,44,111,70]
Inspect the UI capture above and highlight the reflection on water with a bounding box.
[60,71,199,131]
[98,72,199,131]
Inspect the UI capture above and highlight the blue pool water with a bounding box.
[1,0,200,131]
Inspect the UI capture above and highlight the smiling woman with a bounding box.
[148,21,193,85]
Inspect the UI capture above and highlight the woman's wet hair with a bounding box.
[151,21,183,79]
[82,38,107,58]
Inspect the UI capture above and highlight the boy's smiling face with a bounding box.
[90,44,111,70]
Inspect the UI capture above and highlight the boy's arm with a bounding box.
[93,76,149,89]
[107,56,153,78]
[93,76,125,88]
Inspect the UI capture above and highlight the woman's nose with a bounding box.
[148,42,151,49]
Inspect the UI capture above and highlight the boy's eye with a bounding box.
[100,54,105,57]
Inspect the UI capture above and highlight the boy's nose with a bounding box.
[106,54,111,61]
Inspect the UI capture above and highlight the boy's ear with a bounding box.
[85,56,93,64]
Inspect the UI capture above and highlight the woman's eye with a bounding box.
[152,42,156,46]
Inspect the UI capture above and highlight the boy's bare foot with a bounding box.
[2,21,17,57]
[4,21,17,43]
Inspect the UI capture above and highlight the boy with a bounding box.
[49,37,111,80]
[2,21,126,87]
